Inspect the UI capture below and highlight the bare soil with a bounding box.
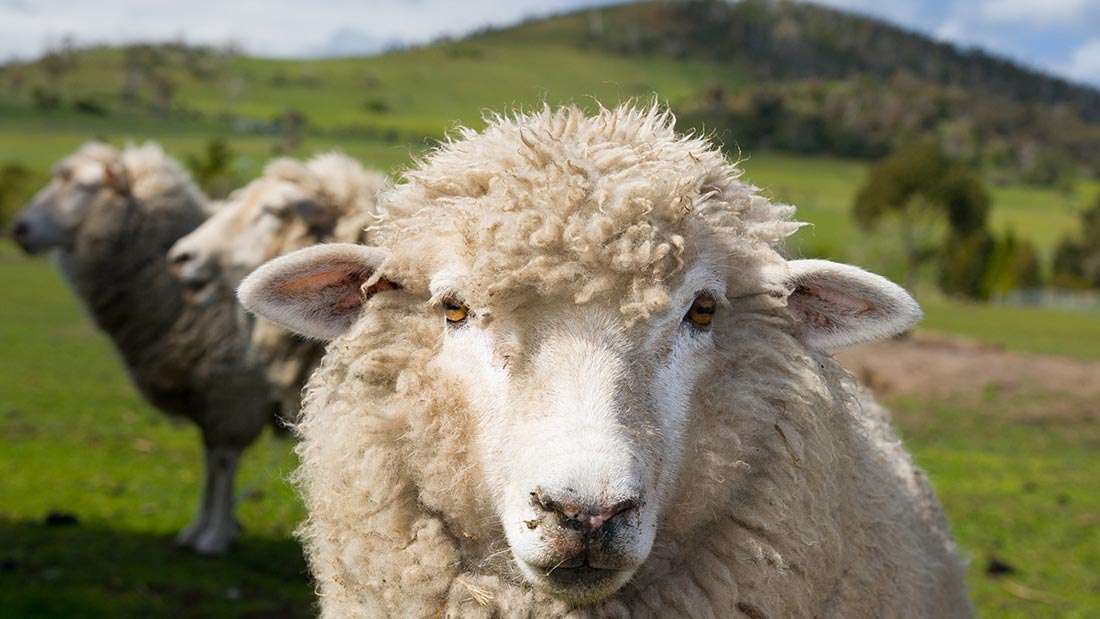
[837,332,1100,421]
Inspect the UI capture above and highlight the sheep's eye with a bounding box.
[443,299,469,325]
[685,293,716,327]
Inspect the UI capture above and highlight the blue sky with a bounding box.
[1,0,1097,88]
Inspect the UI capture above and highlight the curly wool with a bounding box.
[372,104,800,322]
[294,106,970,618]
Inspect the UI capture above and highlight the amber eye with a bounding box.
[443,298,469,325]
[685,293,716,327]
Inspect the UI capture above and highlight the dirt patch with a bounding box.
[837,331,1100,421]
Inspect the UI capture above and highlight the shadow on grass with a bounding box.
[0,518,315,619]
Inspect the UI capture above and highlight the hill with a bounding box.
[0,0,1097,270]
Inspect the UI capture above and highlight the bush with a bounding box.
[0,163,36,228]
[939,230,997,300]
[30,87,61,111]
[73,98,109,116]
[185,138,240,199]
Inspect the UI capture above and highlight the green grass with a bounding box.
[2,240,1098,617]
[0,243,312,618]
[919,295,1100,361]
[894,395,1100,619]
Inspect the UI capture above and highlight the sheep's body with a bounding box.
[168,153,388,422]
[242,106,970,617]
[14,143,277,554]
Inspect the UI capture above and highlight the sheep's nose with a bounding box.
[532,491,639,533]
[10,219,31,251]
[11,219,29,243]
[168,247,194,267]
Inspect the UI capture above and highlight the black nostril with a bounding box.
[12,221,28,241]
[533,491,639,533]
[170,250,193,265]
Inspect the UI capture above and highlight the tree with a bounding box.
[853,141,989,290]
[1051,192,1100,289]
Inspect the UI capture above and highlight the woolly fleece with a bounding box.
[290,106,971,618]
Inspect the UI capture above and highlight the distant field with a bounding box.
[2,12,1095,269]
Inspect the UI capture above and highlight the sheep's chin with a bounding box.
[515,558,636,604]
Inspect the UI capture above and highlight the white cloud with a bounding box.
[806,0,922,28]
[1067,37,1100,86]
[981,0,1089,25]
[0,0,626,61]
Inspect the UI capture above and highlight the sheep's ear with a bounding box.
[238,243,397,340]
[784,259,921,352]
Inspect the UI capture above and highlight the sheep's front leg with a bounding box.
[191,445,243,555]
[175,447,217,549]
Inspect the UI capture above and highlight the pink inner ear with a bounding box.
[790,283,877,327]
[803,283,875,314]
[275,265,360,294]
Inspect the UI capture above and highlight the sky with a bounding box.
[1,0,1097,88]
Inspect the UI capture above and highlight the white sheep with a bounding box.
[166,152,388,421]
[11,142,278,555]
[239,105,972,618]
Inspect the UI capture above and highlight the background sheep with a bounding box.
[167,152,387,422]
[240,105,972,618]
[10,142,279,555]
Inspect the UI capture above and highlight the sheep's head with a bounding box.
[11,143,131,254]
[238,105,922,605]
[168,157,344,305]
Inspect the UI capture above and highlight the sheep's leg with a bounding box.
[175,447,217,549]
[191,445,242,555]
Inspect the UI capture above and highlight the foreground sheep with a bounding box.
[11,143,277,555]
[166,153,387,421]
[240,106,972,618]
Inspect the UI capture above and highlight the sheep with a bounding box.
[238,105,972,618]
[10,142,279,555]
[166,153,388,422]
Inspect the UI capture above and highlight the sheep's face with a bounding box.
[168,176,336,305]
[428,262,724,602]
[11,151,127,254]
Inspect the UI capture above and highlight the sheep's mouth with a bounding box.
[179,276,219,305]
[520,556,634,604]
[544,564,618,588]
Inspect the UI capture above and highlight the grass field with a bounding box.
[2,240,1098,617]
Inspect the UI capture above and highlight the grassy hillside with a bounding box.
[2,4,1096,272]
